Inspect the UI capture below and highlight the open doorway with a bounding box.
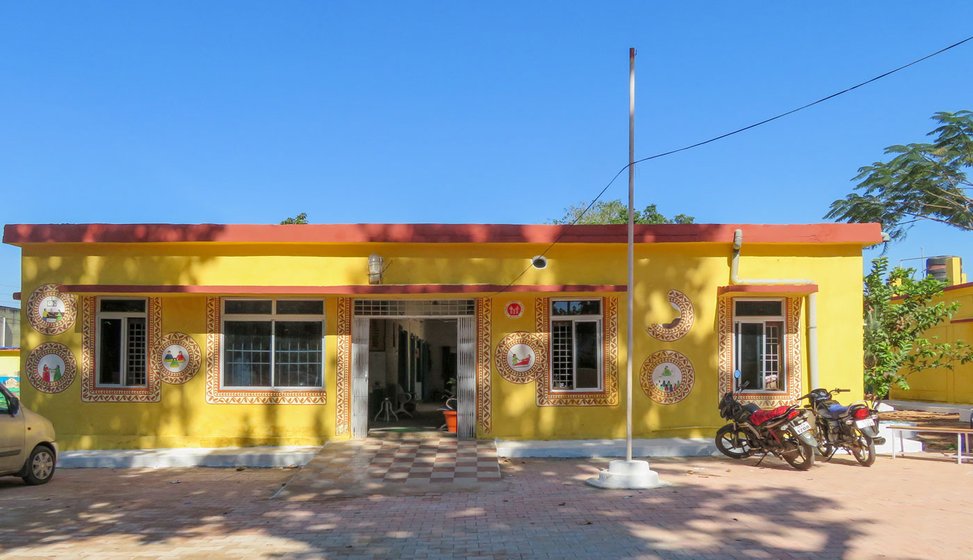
[365,318,458,433]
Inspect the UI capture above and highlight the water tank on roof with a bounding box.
[926,256,954,282]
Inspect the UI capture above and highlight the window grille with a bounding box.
[222,299,324,389]
[353,300,475,317]
[550,299,603,392]
[125,318,146,386]
[97,298,148,387]
[551,322,574,389]
[732,299,786,393]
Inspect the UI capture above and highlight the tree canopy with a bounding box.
[825,110,973,242]
[552,199,694,225]
[862,257,972,400]
[280,213,309,225]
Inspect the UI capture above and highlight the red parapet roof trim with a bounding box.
[4,222,884,246]
[58,284,628,295]
[718,284,819,296]
[944,281,973,293]
[951,317,973,324]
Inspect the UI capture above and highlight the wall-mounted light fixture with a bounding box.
[368,254,384,285]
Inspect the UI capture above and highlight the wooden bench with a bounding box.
[885,424,973,465]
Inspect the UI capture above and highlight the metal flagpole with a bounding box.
[586,48,661,489]
[626,47,635,463]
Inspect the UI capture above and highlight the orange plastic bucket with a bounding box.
[442,410,457,433]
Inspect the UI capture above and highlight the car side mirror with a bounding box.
[7,396,19,416]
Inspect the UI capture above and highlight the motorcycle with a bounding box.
[716,390,819,470]
[800,388,886,467]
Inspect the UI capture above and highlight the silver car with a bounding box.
[0,384,57,485]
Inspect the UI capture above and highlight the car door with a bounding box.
[0,388,26,474]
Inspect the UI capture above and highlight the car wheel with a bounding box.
[22,445,56,485]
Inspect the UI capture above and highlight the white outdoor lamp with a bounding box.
[368,254,384,285]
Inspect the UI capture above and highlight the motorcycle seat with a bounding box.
[821,403,849,418]
[749,406,799,426]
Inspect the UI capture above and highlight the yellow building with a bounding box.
[0,348,20,397]
[3,222,882,450]
[890,257,973,404]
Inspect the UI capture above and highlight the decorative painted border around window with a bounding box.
[640,350,695,405]
[81,297,162,403]
[26,284,77,336]
[476,297,493,435]
[717,297,803,408]
[495,331,547,384]
[157,332,201,384]
[535,296,619,407]
[204,297,327,405]
[335,297,352,436]
[646,289,694,342]
[25,342,77,394]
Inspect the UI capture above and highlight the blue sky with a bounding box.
[2,2,972,308]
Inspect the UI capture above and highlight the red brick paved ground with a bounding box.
[0,450,970,559]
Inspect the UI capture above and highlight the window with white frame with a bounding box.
[733,299,785,392]
[97,298,148,387]
[550,299,602,391]
[222,299,324,389]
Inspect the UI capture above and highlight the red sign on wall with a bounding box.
[504,301,524,319]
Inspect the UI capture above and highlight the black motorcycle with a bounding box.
[716,391,819,470]
[800,388,886,467]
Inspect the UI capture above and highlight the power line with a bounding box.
[632,34,973,166]
[491,33,973,297]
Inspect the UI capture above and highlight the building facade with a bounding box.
[4,222,882,450]
[889,257,973,404]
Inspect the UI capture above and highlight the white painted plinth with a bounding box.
[586,459,665,490]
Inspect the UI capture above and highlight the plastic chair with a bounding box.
[394,390,414,418]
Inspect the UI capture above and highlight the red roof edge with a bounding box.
[4,223,884,246]
[57,284,628,295]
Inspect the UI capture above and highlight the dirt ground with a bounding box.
[879,409,971,451]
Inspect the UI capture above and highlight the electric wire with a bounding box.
[490,33,973,297]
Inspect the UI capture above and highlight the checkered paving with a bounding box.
[276,432,500,499]
[363,436,500,483]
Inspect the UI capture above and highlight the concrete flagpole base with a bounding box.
[585,459,665,490]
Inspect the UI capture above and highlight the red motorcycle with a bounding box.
[716,391,818,470]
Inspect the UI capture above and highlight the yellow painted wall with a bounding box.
[0,348,20,396]
[16,239,867,449]
[489,244,866,441]
[890,284,973,404]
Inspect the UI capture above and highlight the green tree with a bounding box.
[280,213,309,225]
[552,199,694,225]
[826,110,973,242]
[863,257,972,401]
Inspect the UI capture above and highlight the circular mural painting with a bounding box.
[27,284,77,336]
[495,332,547,384]
[157,332,201,384]
[646,289,694,342]
[640,350,695,405]
[25,342,77,394]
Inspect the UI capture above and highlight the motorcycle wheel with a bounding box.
[815,423,835,460]
[852,434,876,467]
[782,441,815,471]
[715,424,752,459]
